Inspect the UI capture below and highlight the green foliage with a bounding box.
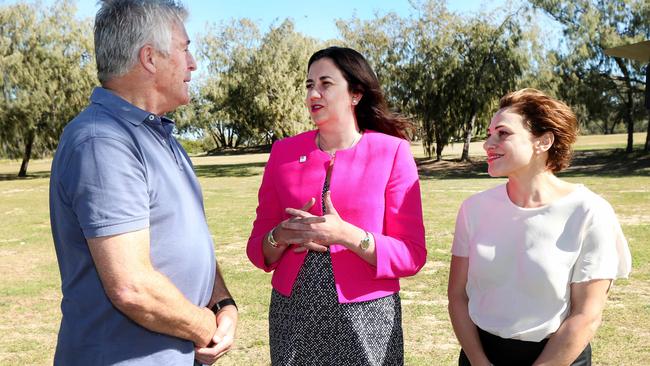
[529,0,649,151]
[187,19,321,150]
[176,136,215,155]
[0,1,97,176]
[447,10,527,161]
[402,1,461,160]
[191,19,263,148]
[2,0,647,164]
[336,13,409,113]
[251,20,320,139]
[338,1,527,160]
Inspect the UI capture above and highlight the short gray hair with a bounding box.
[94,0,188,84]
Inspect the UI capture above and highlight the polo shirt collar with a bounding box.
[90,87,158,126]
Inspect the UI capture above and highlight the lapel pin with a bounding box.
[299,155,307,163]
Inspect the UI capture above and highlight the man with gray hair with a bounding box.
[49,1,237,364]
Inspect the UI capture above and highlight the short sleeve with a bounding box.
[451,202,470,257]
[571,201,632,283]
[61,137,150,238]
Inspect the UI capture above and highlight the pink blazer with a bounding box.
[246,129,426,303]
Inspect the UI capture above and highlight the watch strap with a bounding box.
[210,298,237,313]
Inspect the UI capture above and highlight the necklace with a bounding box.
[317,132,361,157]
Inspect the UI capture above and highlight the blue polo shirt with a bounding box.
[49,87,216,365]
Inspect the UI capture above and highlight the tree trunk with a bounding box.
[643,65,650,152]
[613,58,635,153]
[422,118,436,159]
[608,118,618,134]
[207,128,225,152]
[461,112,477,162]
[435,135,444,162]
[18,129,35,177]
[208,129,220,148]
[224,128,232,148]
[218,123,228,148]
[643,110,650,152]
[626,110,634,153]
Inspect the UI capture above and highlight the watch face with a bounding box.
[360,238,370,250]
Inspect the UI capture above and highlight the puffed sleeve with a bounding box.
[373,140,427,279]
[246,141,284,272]
[571,198,632,283]
[451,202,470,257]
[61,137,149,238]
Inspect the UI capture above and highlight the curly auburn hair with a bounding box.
[499,88,579,173]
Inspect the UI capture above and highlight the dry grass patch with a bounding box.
[0,133,648,364]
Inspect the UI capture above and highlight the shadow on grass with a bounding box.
[417,157,491,180]
[417,148,650,180]
[559,149,650,177]
[0,171,51,181]
[0,164,265,180]
[204,145,271,156]
[2,148,647,181]
[193,162,266,178]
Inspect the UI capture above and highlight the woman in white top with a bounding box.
[447,88,631,366]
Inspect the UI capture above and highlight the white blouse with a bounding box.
[452,184,631,342]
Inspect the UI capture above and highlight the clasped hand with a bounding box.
[194,306,238,365]
[279,191,347,253]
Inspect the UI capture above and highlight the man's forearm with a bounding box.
[110,268,216,347]
[88,231,217,347]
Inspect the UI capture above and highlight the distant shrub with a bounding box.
[177,136,216,155]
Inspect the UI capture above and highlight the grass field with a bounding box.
[0,133,648,365]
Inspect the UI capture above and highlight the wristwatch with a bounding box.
[359,231,371,250]
[210,298,237,313]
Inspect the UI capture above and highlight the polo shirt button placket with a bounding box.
[148,115,166,144]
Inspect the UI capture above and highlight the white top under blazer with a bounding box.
[452,184,631,342]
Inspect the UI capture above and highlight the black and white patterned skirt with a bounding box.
[269,250,403,366]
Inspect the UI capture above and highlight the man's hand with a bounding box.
[194,306,238,365]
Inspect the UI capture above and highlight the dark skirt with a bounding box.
[269,250,404,366]
[458,327,592,366]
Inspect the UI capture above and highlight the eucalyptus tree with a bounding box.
[248,20,320,140]
[193,19,261,148]
[401,1,462,160]
[337,2,458,158]
[338,1,528,160]
[0,1,96,176]
[530,0,649,152]
[195,19,319,148]
[453,11,527,161]
[336,13,411,120]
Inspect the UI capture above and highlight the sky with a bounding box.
[5,0,558,81]
[4,0,511,42]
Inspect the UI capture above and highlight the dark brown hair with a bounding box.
[308,46,412,140]
[499,88,578,172]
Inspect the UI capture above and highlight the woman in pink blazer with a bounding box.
[246,47,427,365]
